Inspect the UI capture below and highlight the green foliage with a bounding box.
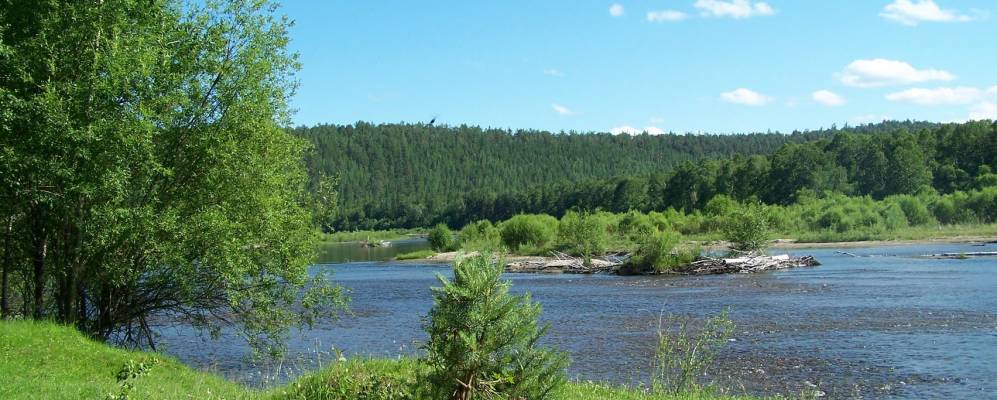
[457,220,503,252]
[107,358,161,400]
[499,214,558,253]
[0,0,346,351]
[623,231,698,274]
[297,121,997,233]
[889,195,934,226]
[297,123,828,230]
[428,224,457,252]
[423,255,568,400]
[278,358,423,400]
[651,310,736,395]
[556,211,609,261]
[617,211,659,243]
[720,205,770,253]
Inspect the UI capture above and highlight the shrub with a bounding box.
[428,224,457,252]
[651,310,735,395]
[623,231,698,274]
[280,358,422,400]
[880,203,908,230]
[557,211,609,262]
[891,195,934,226]
[457,220,502,252]
[721,205,770,253]
[616,211,657,242]
[424,255,568,400]
[499,214,557,252]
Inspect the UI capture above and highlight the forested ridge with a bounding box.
[292,120,995,230]
[298,121,940,229]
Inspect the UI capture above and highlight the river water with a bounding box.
[155,241,997,399]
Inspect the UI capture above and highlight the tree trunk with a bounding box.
[32,217,47,320]
[59,219,80,324]
[1,216,12,318]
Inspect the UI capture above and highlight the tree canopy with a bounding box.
[0,0,343,352]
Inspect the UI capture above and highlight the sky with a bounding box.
[281,0,997,134]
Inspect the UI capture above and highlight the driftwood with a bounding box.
[504,251,621,274]
[670,254,820,275]
[503,251,820,276]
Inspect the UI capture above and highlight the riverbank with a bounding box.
[0,320,754,400]
[395,235,997,264]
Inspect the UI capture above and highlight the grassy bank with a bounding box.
[319,229,423,243]
[0,320,755,400]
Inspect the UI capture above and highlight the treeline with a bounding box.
[429,121,996,228]
[295,122,904,230]
[433,187,997,268]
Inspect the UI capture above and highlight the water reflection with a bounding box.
[316,238,431,263]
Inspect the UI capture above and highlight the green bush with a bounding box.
[616,211,657,242]
[457,220,502,252]
[424,255,568,400]
[623,231,698,274]
[557,211,609,261]
[499,214,558,252]
[890,195,934,226]
[880,203,908,230]
[720,205,770,253]
[651,310,735,395]
[428,224,457,252]
[280,358,423,400]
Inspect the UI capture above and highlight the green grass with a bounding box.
[394,250,436,260]
[319,229,422,243]
[0,320,257,399]
[0,320,756,400]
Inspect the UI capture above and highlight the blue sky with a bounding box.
[282,0,997,134]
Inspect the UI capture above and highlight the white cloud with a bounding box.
[988,85,997,95]
[647,10,688,22]
[552,103,574,115]
[812,90,847,106]
[886,87,983,105]
[838,58,954,88]
[970,102,997,120]
[543,68,564,77]
[850,114,891,124]
[643,126,665,135]
[721,88,772,106]
[881,0,973,26]
[609,3,625,17]
[611,126,665,135]
[694,0,775,18]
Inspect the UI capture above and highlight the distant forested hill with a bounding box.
[293,121,946,230]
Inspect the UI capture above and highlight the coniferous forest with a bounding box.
[296,120,994,230]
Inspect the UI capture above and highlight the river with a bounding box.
[154,240,997,398]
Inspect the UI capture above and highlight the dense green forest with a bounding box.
[296,120,995,230]
[296,121,947,230]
